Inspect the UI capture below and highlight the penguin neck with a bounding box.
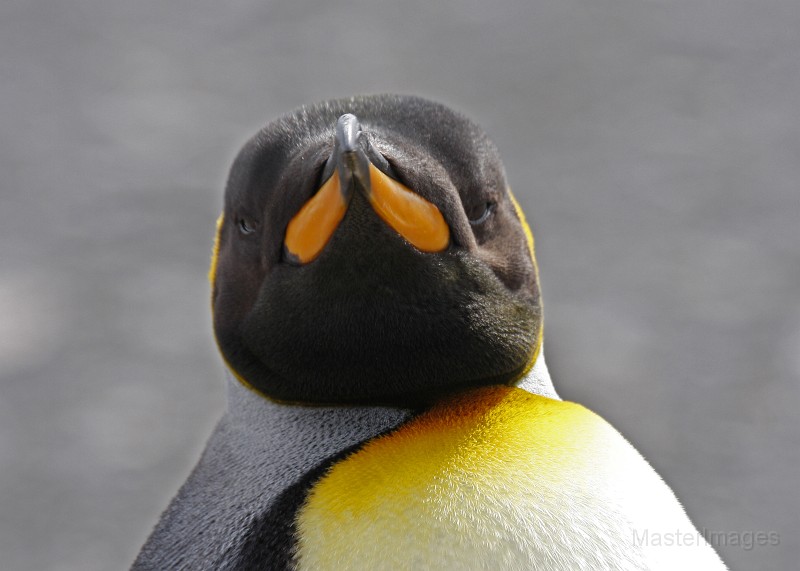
[224,370,413,429]
[515,347,560,400]
[225,346,559,422]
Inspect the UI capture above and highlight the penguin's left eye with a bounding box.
[468,201,497,226]
[238,218,258,235]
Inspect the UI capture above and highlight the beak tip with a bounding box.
[336,113,361,154]
[335,113,371,187]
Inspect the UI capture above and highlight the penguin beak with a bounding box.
[284,114,450,264]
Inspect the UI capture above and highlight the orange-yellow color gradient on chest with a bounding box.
[294,387,625,569]
[299,387,596,515]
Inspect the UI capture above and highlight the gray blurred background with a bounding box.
[1,1,798,569]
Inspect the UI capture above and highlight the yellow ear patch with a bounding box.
[508,189,535,260]
[208,213,224,289]
[507,189,542,376]
[293,386,665,570]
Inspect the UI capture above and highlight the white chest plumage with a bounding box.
[293,387,726,571]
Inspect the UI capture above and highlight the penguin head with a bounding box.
[210,95,541,406]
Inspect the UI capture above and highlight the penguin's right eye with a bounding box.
[238,218,257,235]
[467,201,497,226]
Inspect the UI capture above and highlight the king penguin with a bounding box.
[132,95,726,570]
